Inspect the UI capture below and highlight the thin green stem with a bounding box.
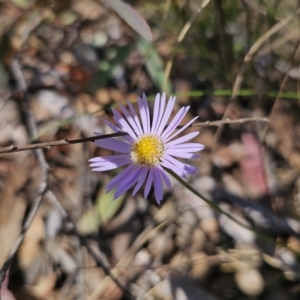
[168,169,297,252]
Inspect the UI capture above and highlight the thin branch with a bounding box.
[0,132,128,154]
[0,117,269,155]
[262,40,300,140]
[168,170,276,243]
[212,188,300,239]
[169,170,300,255]
[0,58,49,295]
[0,60,132,300]
[191,116,269,127]
[212,8,300,147]
[0,59,134,300]
[163,0,210,90]
[46,191,134,300]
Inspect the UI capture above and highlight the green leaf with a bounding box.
[94,45,130,88]
[103,0,153,41]
[78,186,125,234]
[11,0,32,8]
[137,38,171,94]
[96,187,125,224]
[77,209,100,235]
[59,10,77,26]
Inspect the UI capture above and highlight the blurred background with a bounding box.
[1,0,300,299]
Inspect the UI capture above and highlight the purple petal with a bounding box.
[112,108,137,139]
[114,166,142,199]
[142,94,151,133]
[169,143,204,152]
[163,154,190,173]
[164,154,198,175]
[157,165,172,188]
[165,116,198,142]
[104,120,133,143]
[132,167,149,196]
[89,154,131,171]
[91,160,130,171]
[127,100,143,135]
[119,103,141,136]
[144,168,154,198]
[104,120,120,132]
[106,164,135,192]
[151,93,161,132]
[163,154,187,169]
[89,154,129,163]
[160,156,187,178]
[165,150,200,159]
[138,95,150,133]
[166,132,199,146]
[156,96,176,135]
[95,138,130,153]
[153,168,163,204]
[162,106,189,139]
[185,164,198,174]
[90,163,130,172]
[152,93,166,133]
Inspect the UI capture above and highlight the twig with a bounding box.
[0,59,134,300]
[212,188,300,239]
[213,8,300,146]
[262,40,300,140]
[163,0,210,90]
[241,0,252,51]
[168,170,275,242]
[0,117,269,155]
[169,170,300,255]
[0,59,49,297]
[192,116,269,127]
[46,191,134,300]
[213,0,231,80]
[0,132,128,154]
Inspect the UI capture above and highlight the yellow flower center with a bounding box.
[131,134,165,166]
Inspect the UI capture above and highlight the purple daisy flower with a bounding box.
[89,93,204,204]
